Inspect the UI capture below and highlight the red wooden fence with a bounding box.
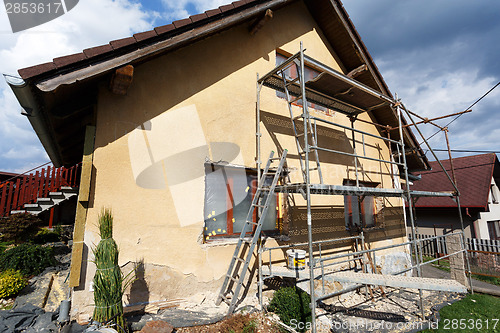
[0,163,81,217]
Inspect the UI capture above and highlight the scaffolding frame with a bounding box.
[255,42,473,332]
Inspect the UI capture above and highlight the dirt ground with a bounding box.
[169,287,465,333]
[175,312,282,333]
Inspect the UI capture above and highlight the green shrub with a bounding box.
[267,286,311,331]
[0,270,27,298]
[0,243,57,276]
[0,241,11,254]
[0,213,42,243]
[33,228,61,244]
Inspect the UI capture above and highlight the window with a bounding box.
[487,221,500,240]
[490,184,499,204]
[344,180,379,230]
[203,163,278,241]
[275,53,334,116]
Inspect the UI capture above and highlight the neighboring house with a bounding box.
[409,153,500,240]
[7,0,431,320]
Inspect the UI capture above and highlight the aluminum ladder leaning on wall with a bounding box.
[216,150,288,314]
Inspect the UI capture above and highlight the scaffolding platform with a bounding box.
[261,265,318,281]
[274,183,455,198]
[332,271,468,293]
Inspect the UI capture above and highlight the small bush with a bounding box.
[267,286,311,332]
[0,213,42,243]
[0,242,11,254]
[33,228,61,244]
[0,270,27,298]
[0,243,57,276]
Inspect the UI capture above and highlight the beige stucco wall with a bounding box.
[71,1,408,319]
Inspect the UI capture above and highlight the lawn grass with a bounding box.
[422,293,500,332]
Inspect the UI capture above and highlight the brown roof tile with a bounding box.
[83,44,113,58]
[232,0,248,8]
[133,30,158,42]
[18,62,57,79]
[53,53,87,68]
[109,37,136,50]
[219,4,235,12]
[16,0,266,80]
[172,18,192,29]
[412,154,497,208]
[154,23,175,35]
[205,8,222,17]
[190,13,208,23]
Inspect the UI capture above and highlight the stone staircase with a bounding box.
[11,186,79,215]
[0,163,80,218]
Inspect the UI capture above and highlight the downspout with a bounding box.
[4,75,63,167]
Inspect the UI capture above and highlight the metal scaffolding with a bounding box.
[253,42,473,332]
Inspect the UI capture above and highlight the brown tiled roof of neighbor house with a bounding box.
[17,0,262,80]
[411,153,498,209]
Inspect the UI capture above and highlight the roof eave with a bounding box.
[5,76,63,167]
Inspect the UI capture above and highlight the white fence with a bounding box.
[411,234,500,256]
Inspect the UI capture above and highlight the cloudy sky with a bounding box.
[0,0,499,172]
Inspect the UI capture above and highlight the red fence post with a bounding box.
[44,166,51,196]
[12,178,21,210]
[0,183,8,216]
[6,182,14,215]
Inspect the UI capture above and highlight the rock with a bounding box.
[139,320,174,333]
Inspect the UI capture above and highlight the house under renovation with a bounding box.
[6,0,472,330]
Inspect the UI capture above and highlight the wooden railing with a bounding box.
[0,163,81,217]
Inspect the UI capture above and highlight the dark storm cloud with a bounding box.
[343,0,500,160]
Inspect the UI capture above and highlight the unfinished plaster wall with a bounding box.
[71,0,407,319]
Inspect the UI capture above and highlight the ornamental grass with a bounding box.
[92,208,133,333]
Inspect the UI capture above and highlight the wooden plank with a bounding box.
[78,126,96,202]
[69,125,95,288]
[69,239,84,287]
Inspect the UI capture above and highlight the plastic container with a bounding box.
[286,249,306,270]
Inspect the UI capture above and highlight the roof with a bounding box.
[0,171,21,183]
[7,0,429,170]
[411,153,500,209]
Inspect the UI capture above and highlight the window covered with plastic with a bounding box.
[203,163,277,240]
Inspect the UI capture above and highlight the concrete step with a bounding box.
[19,187,78,215]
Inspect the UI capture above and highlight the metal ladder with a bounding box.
[216,150,288,313]
[279,58,323,184]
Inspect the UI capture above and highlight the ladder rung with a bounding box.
[290,96,302,104]
[269,157,281,161]
[252,204,266,208]
[228,276,239,283]
[235,258,246,263]
[295,132,305,138]
[246,221,259,225]
[292,115,304,121]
